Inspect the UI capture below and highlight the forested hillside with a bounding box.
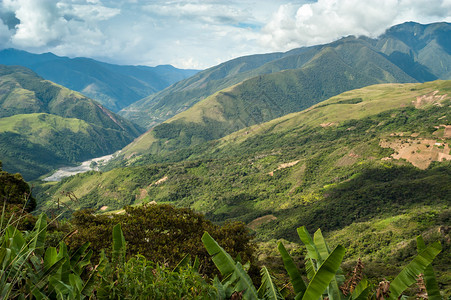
[120,39,418,158]
[0,65,143,180]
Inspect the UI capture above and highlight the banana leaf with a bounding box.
[313,229,342,300]
[213,276,226,300]
[278,242,306,296]
[297,227,321,261]
[388,241,442,299]
[416,236,441,300]
[300,245,346,300]
[258,266,284,300]
[202,232,259,300]
[30,213,47,257]
[305,257,317,281]
[44,247,58,272]
[350,278,370,300]
[112,223,126,266]
[313,229,330,261]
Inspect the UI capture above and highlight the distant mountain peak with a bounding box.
[0,49,199,112]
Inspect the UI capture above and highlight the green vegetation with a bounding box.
[1,207,446,299]
[42,81,451,220]
[66,204,257,279]
[0,161,36,212]
[120,45,415,158]
[202,225,443,299]
[0,161,37,230]
[0,213,98,299]
[2,22,451,299]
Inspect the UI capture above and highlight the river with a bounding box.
[43,153,115,182]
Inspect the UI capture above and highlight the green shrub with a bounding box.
[67,204,257,279]
[97,254,218,299]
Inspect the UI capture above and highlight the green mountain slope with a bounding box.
[36,80,451,221]
[0,49,198,112]
[119,22,450,129]
[0,65,144,180]
[119,40,415,159]
[376,22,451,79]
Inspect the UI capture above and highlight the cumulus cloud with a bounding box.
[2,0,66,47]
[261,0,451,51]
[0,0,119,51]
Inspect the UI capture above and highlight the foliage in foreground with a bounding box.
[203,226,444,300]
[0,161,36,212]
[96,224,219,299]
[0,213,96,299]
[0,209,445,299]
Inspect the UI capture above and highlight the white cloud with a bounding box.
[0,0,119,51]
[0,0,449,69]
[144,2,250,26]
[58,2,120,22]
[2,0,67,47]
[261,0,451,51]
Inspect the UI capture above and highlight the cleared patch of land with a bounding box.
[380,137,451,169]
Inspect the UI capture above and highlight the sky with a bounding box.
[0,0,450,69]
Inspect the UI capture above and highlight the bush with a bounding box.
[97,254,218,299]
[67,204,257,279]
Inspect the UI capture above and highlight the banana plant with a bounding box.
[282,226,351,300]
[0,213,96,299]
[202,231,261,299]
[415,236,441,300]
[386,238,442,300]
[279,227,442,300]
[202,231,289,300]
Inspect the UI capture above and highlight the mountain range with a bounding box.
[118,22,451,160]
[0,48,198,112]
[120,22,450,129]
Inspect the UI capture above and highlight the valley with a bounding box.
[1,20,450,298]
[0,65,143,180]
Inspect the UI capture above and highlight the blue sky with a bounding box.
[0,0,450,69]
